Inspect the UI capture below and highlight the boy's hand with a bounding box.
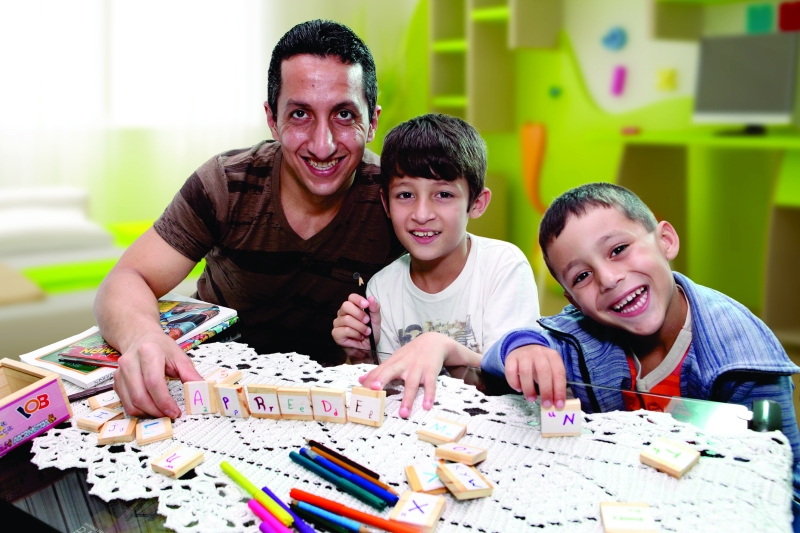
[332,294,381,351]
[360,332,478,418]
[505,345,567,409]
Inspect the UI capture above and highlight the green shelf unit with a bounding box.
[432,38,468,53]
[432,95,468,108]
[471,5,510,22]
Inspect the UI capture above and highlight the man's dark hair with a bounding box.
[380,114,487,209]
[539,182,658,267]
[267,20,377,121]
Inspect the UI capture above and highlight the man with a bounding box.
[95,20,402,418]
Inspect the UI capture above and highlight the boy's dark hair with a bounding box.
[267,20,377,121]
[380,114,487,208]
[539,182,658,267]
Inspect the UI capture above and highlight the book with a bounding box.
[19,293,237,388]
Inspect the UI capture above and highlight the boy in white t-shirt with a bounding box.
[332,114,539,417]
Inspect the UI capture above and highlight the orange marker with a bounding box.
[289,489,419,533]
[309,445,399,496]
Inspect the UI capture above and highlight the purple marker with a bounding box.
[611,65,626,97]
[261,485,315,533]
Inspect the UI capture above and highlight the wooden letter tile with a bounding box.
[277,387,313,421]
[348,387,386,427]
[388,491,446,533]
[204,367,242,385]
[311,388,347,423]
[151,444,205,479]
[76,407,124,433]
[435,442,487,465]
[541,398,583,437]
[246,384,281,419]
[88,390,121,410]
[639,437,699,478]
[97,417,137,445]
[600,502,658,533]
[436,462,494,500]
[135,417,173,445]
[405,462,448,495]
[215,384,249,418]
[183,381,218,415]
[417,417,467,445]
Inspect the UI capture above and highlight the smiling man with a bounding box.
[94,20,402,418]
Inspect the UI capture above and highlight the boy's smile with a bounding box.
[384,176,489,292]
[548,207,684,339]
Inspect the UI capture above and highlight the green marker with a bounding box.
[289,451,386,510]
[220,461,294,526]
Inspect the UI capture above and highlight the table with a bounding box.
[3,341,795,532]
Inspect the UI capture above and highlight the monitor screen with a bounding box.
[694,33,799,125]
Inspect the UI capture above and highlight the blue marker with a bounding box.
[300,447,399,505]
[296,501,363,533]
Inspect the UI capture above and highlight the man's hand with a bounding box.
[359,332,480,418]
[504,344,567,408]
[114,332,203,418]
[332,294,381,351]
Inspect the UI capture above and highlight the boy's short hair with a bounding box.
[539,182,658,265]
[267,20,378,121]
[380,114,487,208]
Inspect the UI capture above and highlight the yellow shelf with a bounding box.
[470,6,510,22]
[432,39,468,53]
[432,95,468,108]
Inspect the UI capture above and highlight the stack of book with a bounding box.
[20,293,237,388]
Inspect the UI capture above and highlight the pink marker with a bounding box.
[249,499,292,533]
[611,65,626,97]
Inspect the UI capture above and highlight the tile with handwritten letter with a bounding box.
[151,445,205,479]
[640,437,699,478]
[541,398,583,437]
[97,417,137,445]
[135,417,173,445]
[389,491,446,533]
[417,417,467,445]
[436,462,494,500]
[405,462,448,495]
[600,502,658,533]
[348,387,386,427]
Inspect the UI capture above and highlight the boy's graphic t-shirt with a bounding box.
[366,234,540,362]
[623,289,692,411]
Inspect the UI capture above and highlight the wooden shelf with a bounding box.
[468,2,515,132]
[471,6,510,22]
[432,39,468,53]
[509,0,562,49]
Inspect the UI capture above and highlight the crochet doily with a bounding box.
[32,342,794,533]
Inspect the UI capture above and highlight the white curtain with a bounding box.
[0,0,419,224]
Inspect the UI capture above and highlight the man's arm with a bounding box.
[94,227,204,418]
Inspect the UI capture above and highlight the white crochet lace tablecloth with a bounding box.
[32,342,794,533]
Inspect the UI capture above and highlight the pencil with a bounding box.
[290,488,420,533]
[308,445,399,496]
[355,273,380,366]
[305,439,380,479]
[67,383,114,403]
[301,448,398,505]
[289,452,386,510]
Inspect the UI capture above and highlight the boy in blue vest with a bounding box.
[482,182,800,502]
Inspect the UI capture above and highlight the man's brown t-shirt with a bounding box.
[153,141,402,364]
